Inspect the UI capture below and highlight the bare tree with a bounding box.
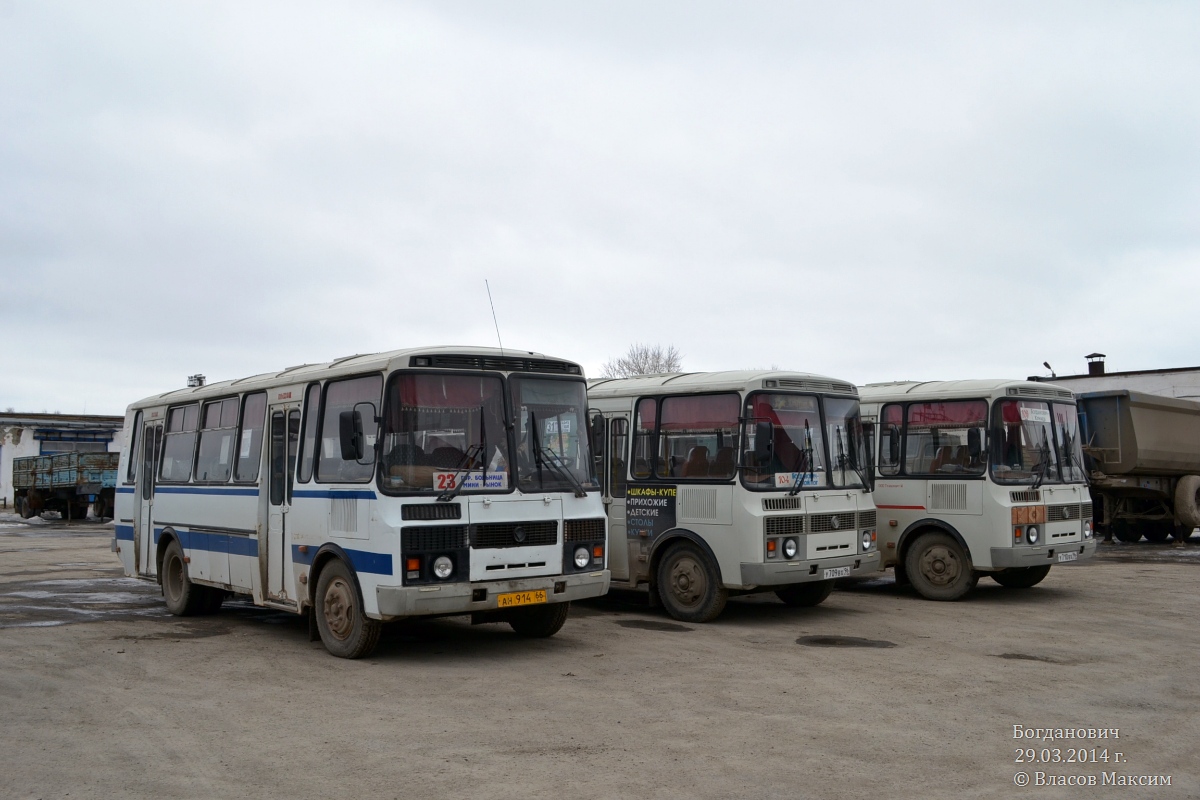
[599,343,683,378]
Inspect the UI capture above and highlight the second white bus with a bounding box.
[587,371,881,622]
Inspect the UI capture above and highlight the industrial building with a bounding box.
[0,412,124,509]
[1030,353,1200,399]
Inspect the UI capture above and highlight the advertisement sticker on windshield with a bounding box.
[1019,407,1052,424]
[774,472,819,488]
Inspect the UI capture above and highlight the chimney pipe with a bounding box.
[1086,353,1106,377]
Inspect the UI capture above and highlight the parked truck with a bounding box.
[1077,390,1200,543]
[12,452,119,521]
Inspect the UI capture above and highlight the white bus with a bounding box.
[586,371,880,622]
[113,347,610,658]
[858,380,1097,600]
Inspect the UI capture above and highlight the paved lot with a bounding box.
[2,515,1197,799]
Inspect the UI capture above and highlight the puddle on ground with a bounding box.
[797,635,896,648]
[995,652,1087,666]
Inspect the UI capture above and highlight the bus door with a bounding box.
[264,404,301,602]
[133,421,162,576]
[603,415,631,581]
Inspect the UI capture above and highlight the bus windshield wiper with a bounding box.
[788,420,816,496]
[1031,432,1051,490]
[537,446,588,497]
[437,406,486,502]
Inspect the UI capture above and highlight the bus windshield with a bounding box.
[379,373,511,493]
[991,398,1060,485]
[824,397,869,489]
[1052,402,1086,483]
[510,377,597,494]
[742,392,828,489]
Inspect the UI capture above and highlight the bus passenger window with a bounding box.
[632,399,656,479]
[317,375,382,483]
[656,394,740,481]
[905,400,987,477]
[297,383,321,483]
[159,404,199,482]
[234,392,268,482]
[195,397,239,482]
[610,418,628,498]
[878,404,903,476]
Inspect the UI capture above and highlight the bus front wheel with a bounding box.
[508,602,570,637]
[314,559,381,659]
[990,565,1051,588]
[904,532,977,601]
[655,542,727,622]
[775,580,835,608]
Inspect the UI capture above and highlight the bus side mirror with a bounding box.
[339,410,364,461]
[754,421,774,465]
[967,427,982,459]
[591,414,605,457]
[888,427,901,463]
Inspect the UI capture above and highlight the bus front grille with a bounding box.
[857,510,877,529]
[564,518,605,542]
[764,515,804,537]
[473,521,558,549]
[1081,502,1093,519]
[1047,504,1081,522]
[402,525,469,551]
[763,497,802,511]
[809,512,855,533]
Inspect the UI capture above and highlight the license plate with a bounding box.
[1058,551,1078,563]
[823,566,852,580]
[497,590,547,608]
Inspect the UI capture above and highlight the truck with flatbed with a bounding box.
[12,452,118,521]
[1077,389,1200,543]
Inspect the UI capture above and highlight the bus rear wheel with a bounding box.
[314,559,381,659]
[508,602,570,637]
[161,540,208,616]
[656,542,727,622]
[775,580,835,607]
[905,532,977,601]
[990,565,1052,588]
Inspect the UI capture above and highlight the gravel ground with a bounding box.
[1,518,1197,799]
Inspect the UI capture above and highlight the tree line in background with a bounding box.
[599,343,683,378]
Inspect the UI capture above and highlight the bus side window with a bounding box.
[126,411,142,483]
[235,392,268,483]
[297,383,321,483]
[878,403,903,476]
[159,404,199,482]
[316,374,382,483]
[610,418,628,498]
[632,399,656,479]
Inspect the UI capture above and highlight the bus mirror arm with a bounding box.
[753,420,774,466]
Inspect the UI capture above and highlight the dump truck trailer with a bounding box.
[1077,390,1200,543]
[12,452,119,521]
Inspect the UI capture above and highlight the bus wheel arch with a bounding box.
[155,529,179,584]
[896,519,971,567]
[648,530,728,623]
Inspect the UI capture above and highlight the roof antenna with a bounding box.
[485,280,505,358]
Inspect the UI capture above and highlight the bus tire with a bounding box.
[508,602,570,638]
[904,532,977,601]
[1175,475,1200,528]
[990,565,1051,589]
[775,580,834,607]
[314,559,381,659]
[161,540,207,616]
[655,541,727,622]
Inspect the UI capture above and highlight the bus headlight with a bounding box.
[782,538,799,559]
[1083,520,1093,539]
[1027,526,1040,545]
[433,556,454,579]
[862,531,873,551]
[574,547,591,569]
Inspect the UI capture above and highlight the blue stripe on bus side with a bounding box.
[290,544,391,575]
[292,489,377,500]
[115,524,134,541]
[152,527,259,557]
[117,486,135,494]
[155,486,259,497]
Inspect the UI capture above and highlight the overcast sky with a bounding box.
[2,1,1198,415]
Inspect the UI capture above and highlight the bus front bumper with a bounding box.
[989,539,1097,569]
[375,570,611,619]
[739,551,881,589]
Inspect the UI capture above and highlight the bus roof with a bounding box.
[587,370,857,398]
[126,345,584,410]
[859,379,1075,403]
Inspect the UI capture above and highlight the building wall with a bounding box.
[1045,369,1200,400]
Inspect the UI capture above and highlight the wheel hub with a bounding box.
[669,557,705,607]
[919,545,960,587]
[323,577,355,640]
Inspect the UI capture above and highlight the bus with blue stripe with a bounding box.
[113,346,610,658]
